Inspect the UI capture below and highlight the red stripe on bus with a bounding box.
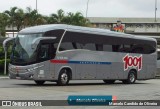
[50,60,68,64]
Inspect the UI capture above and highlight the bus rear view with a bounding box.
[3,24,157,86]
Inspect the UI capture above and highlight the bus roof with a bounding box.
[19,24,156,42]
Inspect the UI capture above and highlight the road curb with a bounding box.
[0,76,9,79]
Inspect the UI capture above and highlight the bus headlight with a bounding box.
[27,68,34,72]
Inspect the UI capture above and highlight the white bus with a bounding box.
[3,24,157,85]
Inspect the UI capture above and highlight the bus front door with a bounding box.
[37,43,51,80]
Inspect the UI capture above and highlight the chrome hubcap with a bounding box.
[129,73,135,83]
[61,72,68,84]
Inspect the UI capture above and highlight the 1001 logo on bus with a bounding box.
[123,54,142,71]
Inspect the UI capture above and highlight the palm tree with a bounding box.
[66,12,89,26]
[48,9,90,26]
[24,7,46,27]
[14,8,24,31]
[49,9,65,24]
[35,14,47,25]
[24,7,37,27]
[5,7,25,32]
[4,7,18,37]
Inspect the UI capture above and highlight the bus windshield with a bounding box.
[11,33,42,65]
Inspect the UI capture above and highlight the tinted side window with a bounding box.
[118,45,131,53]
[76,43,83,49]
[59,42,96,51]
[83,43,96,51]
[59,42,75,51]
[131,45,143,54]
[96,44,103,51]
[143,44,156,54]
[59,31,156,54]
[131,44,155,54]
[38,44,49,61]
[112,45,120,52]
[44,29,64,43]
[103,45,112,52]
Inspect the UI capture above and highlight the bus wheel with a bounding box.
[122,70,136,84]
[103,80,115,84]
[34,80,45,85]
[57,69,70,86]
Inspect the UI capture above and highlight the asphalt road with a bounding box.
[0,79,160,109]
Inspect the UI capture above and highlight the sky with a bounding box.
[0,0,160,18]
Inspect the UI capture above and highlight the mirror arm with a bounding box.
[3,37,15,52]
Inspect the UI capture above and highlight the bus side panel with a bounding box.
[111,62,125,79]
[52,51,156,81]
[54,50,115,80]
[142,53,156,79]
[122,53,157,80]
[99,52,124,80]
[110,53,130,80]
[146,65,156,79]
[95,51,112,79]
[55,50,97,80]
[96,64,111,79]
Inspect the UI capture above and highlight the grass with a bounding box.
[0,71,8,76]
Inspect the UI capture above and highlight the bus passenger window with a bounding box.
[76,43,83,49]
[112,45,120,52]
[131,44,144,54]
[132,47,143,54]
[59,42,75,51]
[103,45,112,52]
[72,43,77,49]
[118,45,131,53]
[83,43,96,51]
[96,44,103,51]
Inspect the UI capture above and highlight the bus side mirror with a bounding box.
[3,37,15,52]
[31,37,57,49]
[3,37,15,75]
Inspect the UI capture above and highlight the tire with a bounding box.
[57,69,70,86]
[103,80,115,84]
[34,80,45,85]
[122,70,136,84]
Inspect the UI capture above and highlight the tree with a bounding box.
[35,14,47,25]
[0,13,9,37]
[24,7,37,27]
[48,9,90,26]
[49,9,65,24]
[24,7,46,27]
[66,12,89,26]
[2,7,90,38]
[14,8,24,31]
[4,7,18,37]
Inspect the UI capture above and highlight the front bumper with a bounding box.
[9,71,34,80]
[9,64,36,80]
